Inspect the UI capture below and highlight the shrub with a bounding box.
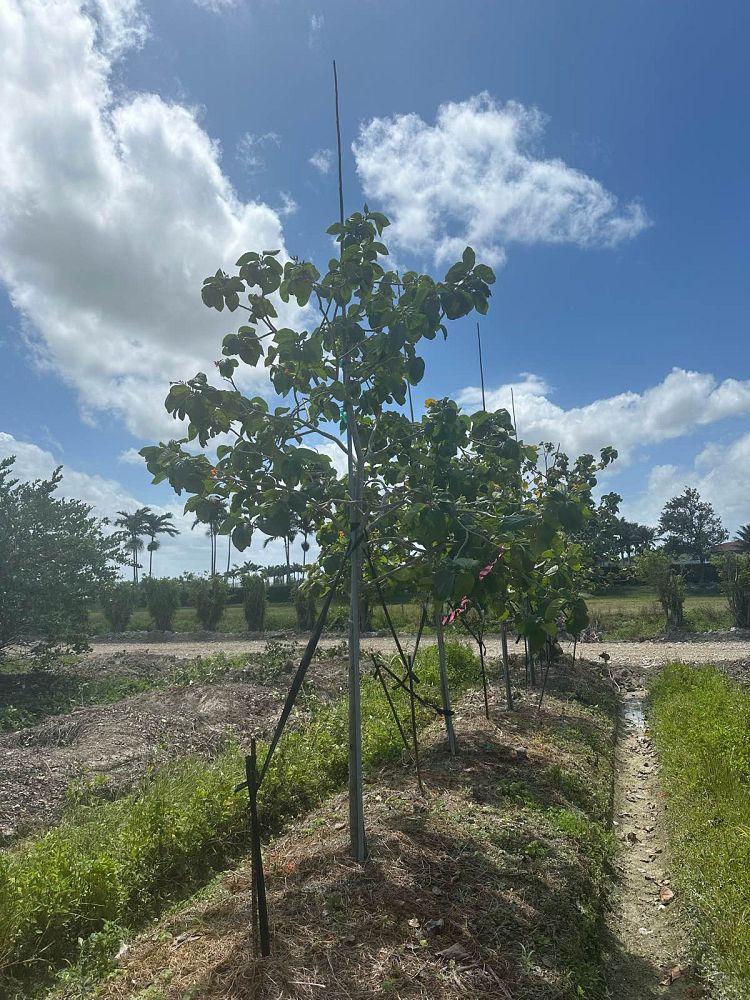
[293,585,317,631]
[266,583,292,603]
[0,458,123,664]
[242,574,266,631]
[716,553,750,628]
[194,576,227,631]
[100,583,136,633]
[144,579,180,631]
[635,551,685,628]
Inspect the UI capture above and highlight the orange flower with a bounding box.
[424,397,438,407]
[210,467,218,478]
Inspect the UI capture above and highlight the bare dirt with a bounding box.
[0,682,284,842]
[79,633,750,668]
[604,690,705,999]
[0,653,349,843]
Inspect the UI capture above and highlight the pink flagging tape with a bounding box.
[441,549,504,626]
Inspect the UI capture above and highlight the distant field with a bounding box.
[87,586,732,639]
[86,599,427,635]
[585,587,729,639]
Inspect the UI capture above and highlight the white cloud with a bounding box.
[314,441,349,478]
[118,447,143,465]
[457,368,750,464]
[236,130,281,172]
[85,0,148,56]
[192,0,240,12]
[623,432,750,534]
[1,431,144,525]
[353,94,650,267]
[278,192,298,217]
[309,12,323,47]
[309,148,333,175]
[0,0,293,439]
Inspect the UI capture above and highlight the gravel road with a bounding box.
[83,634,750,669]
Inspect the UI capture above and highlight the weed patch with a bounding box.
[0,642,482,996]
[83,676,617,1000]
[650,663,750,998]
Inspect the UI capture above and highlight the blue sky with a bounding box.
[0,0,748,575]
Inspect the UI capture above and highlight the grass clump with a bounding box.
[0,642,480,996]
[650,663,750,998]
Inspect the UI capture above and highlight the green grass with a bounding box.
[0,642,482,997]
[86,600,430,634]
[586,590,730,639]
[649,663,750,998]
[48,655,619,1000]
[87,589,733,640]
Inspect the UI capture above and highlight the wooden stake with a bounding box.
[247,740,270,956]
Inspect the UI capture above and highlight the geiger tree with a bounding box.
[141,208,495,858]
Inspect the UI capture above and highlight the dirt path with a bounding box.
[604,689,703,999]
[83,634,750,668]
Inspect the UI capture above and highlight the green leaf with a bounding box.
[474,264,495,284]
[232,523,253,551]
[406,355,425,385]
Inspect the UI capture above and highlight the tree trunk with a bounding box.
[434,603,457,755]
[149,536,154,578]
[500,623,514,711]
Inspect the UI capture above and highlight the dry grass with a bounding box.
[84,661,618,1000]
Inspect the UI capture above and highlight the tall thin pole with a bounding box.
[476,322,486,411]
[334,60,366,862]
[333,61,345,235]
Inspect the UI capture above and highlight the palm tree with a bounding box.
[143,511,180,577]
[633,523,657,555]
[115,507,151,584]
[191,498,227,576]
[736,524,750,553]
